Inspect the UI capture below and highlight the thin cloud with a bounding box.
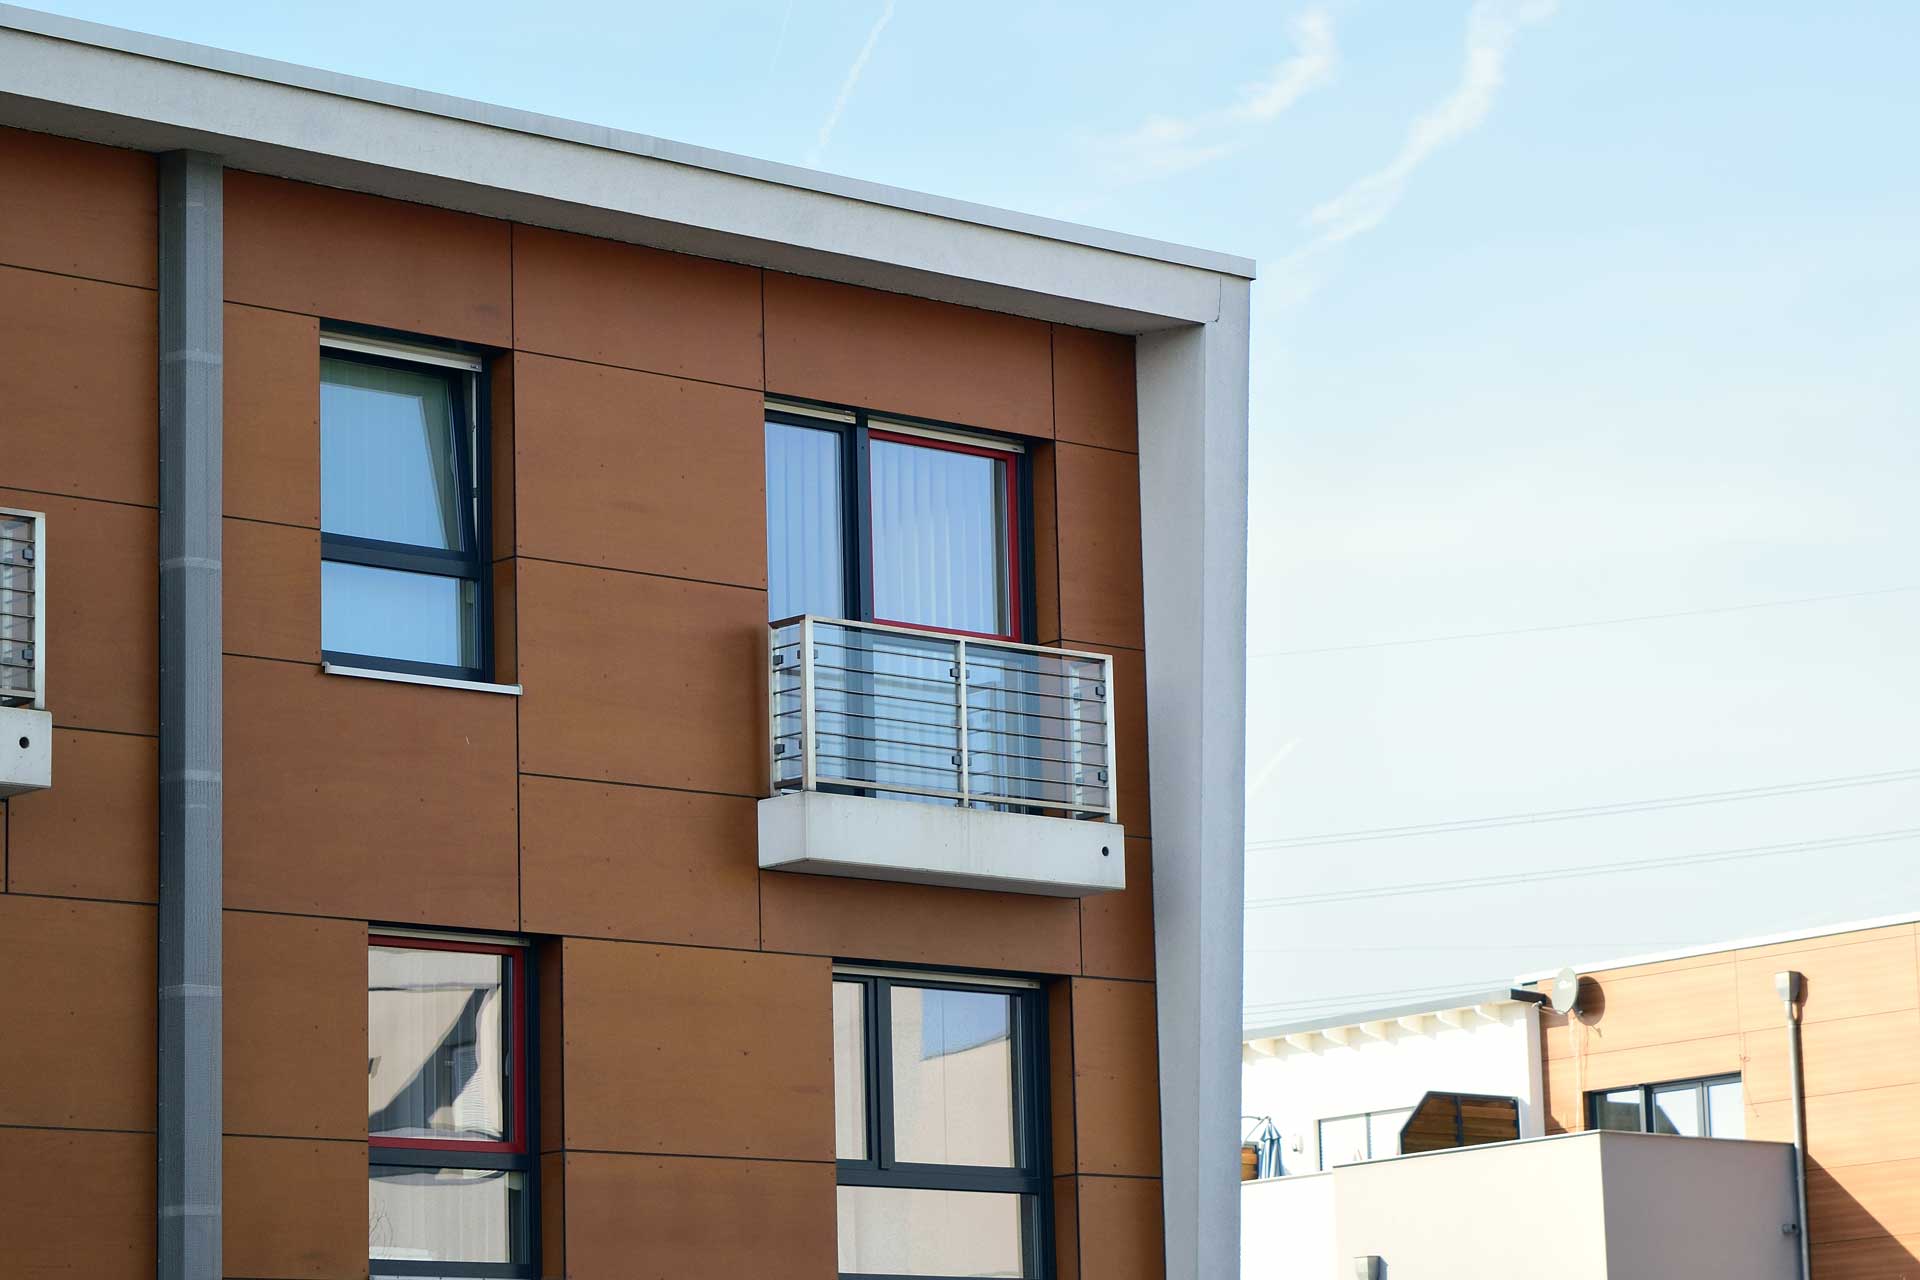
[809,0,897,166]
[1099,8,1336,181]
[1305,0,1556,246]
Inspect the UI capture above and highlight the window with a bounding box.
[1315,1107,1413,1171]
[1587,1074,1743,1139]
[322,333,490,681]
[765,404,1028,641]
[368,936,532,1278]
[833,971,1050,1279]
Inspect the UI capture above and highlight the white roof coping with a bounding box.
[0,3,1254,296]
[1242,987,1546,1043]
[1513,907,1920,984]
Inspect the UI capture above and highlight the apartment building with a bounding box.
[0,9,1251,1280]
[1238,914,1920,1278]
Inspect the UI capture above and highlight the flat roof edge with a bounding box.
[0,3,1257,281]
[1243,988,1546,1042]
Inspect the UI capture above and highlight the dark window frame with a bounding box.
[833,970,1053,1280]
[766,402,1036,644]
[1584,1072,1742,1137]
[320,331,494,683]
[367,933,536,1280]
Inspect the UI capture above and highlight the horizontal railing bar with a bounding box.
[770,614,1113,665]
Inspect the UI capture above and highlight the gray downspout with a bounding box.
[1775,970,1811,1280]
[157,150,224,1280]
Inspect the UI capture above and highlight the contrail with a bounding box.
[810,0,897,166]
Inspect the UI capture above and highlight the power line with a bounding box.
[1247,940,1673,954]
[1251,583,1920,659]
[1244,826,1920,910]
[1246,767,1920,851]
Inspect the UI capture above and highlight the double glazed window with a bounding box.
[1588,1074,1743,1139]
[321,333,490,681]
[1316,1107,1412,1171]
[766,405,1026,640]
[833,972,1049,1279]
[368,937,532,1278]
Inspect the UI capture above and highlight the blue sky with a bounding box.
[38,0,1920,1024]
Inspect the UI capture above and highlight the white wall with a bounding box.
[1242,1003,1542,1176]
[1241,1130,1799,1280]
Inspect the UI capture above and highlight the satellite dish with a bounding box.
[1549,967,1581,1016]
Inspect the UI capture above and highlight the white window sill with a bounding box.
[321,661,523,696]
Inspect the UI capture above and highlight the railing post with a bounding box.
[800,615,817,793]
[1103,653,1117,823]
[955,636,970,807]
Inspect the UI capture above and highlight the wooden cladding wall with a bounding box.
[1397,1091,1521,1156]
[0,126,1161,1280]
[1538,922,1920,1276]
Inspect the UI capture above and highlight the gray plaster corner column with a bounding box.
[1138,278,1252,1280]
[158,148,224,1280]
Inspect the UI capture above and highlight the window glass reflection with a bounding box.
[836,1185,1028,1278]
[322,357,464,550]
[1591,1088,1644,1133]
[368,946,508,1142]
[1650,1083,1702,1137]
[871,438,1009,636]
[890,986,1016,1167]
[322,562,477,668]
[766,420,847,621]
[834,980,868,1160]
[1706,1078,1744,1139]
[368,1166,522,1264]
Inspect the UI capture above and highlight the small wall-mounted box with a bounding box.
[1,507,50,797]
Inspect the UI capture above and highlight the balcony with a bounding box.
[757,615,1125,897]
[1242,1129,1799,1279]
[0,506,49,798]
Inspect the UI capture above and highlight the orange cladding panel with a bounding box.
[519,775,760,949]
[764,271,1052,438]
[0,126,156,288]
[3,727,157,902]
[0,1127,154,1279]
[224,910,366,1141]
[224,302,320,527]
[512,353,767,586]
[224,656,519,928]
[511,224,763,387]
[225,170,511,346]
[759,871,1083,975]
[1070,978,1162,1177]
[1052,326,1137,453]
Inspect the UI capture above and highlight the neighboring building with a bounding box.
[1242,913,1920,1277]
[1241,986,1549,1177]
[0,9,1252,1280]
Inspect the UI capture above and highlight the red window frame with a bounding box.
[367,934,528,1157]
[866,428,1024,643]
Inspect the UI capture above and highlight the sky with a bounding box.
[35,0,1920,1027]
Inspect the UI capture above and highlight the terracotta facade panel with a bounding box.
[1541,1034,1745,1131]
[1743,1012,1920,1105]
[0,1127,154,1280]
[1070,978,1161,1177]
[1050,981,1078,1177]
[0,127,156,288]
[1082,837,1154,981]
[224,656,519,928]
[225,170,512,346]
[0,895,154,1131]
[1750,1084,1920,1169]
[224,302,320,527]
[1811,1233,1920,1279]
[520,776,759,948]
[1098,645,1151,837]
[1074,1175,1165,1280]
[226,1135,367,1280]
[515,559,766,794]
[1807,1157,1920,1245]
[513,354,767,586]
[1032,444,1063,643]
[511,225,763,387]
[0,267,156,506]
[1543,963,1739,1060]
[1734,934,1920,1031]
[1052,326,1137,453]
[0,488,158,736]
[225,911,367,1140]
[561,1151,836,1279]
[224,517,321,663]
[1053,442,1145,650]
[561,940,832,1160]
[760,871,1083,975]
[764,272,1053,438]
[3,727,157,901]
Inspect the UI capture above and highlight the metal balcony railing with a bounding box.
[0,508,44,710]
[769,615,1117,821]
